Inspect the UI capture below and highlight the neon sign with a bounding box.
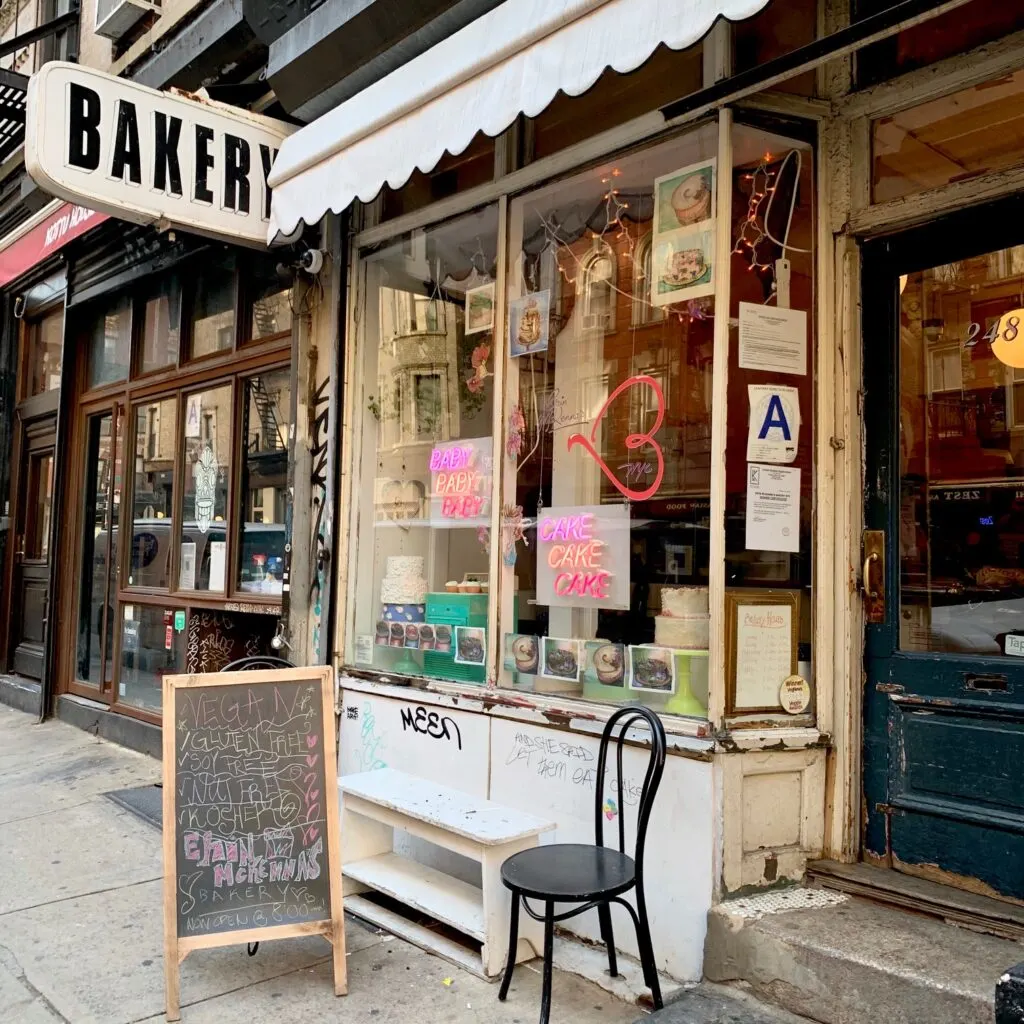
[539,513,612,600]
[536,504,629,609]
[567,374,665,502]
[429,438,492,525]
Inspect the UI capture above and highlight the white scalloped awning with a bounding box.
[267,0,769,240]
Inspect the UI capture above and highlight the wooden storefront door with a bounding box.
[862,197,1024,901]
[8,416,56,679]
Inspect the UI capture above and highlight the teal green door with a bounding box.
[863,199,1024,900]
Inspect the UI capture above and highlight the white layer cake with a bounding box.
[380,555,429,605]
[655,586,710,650]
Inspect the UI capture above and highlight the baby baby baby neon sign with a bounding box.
[429,439,492,523]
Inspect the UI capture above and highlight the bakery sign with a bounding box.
[536,504,630,610]
[25,62,295,247]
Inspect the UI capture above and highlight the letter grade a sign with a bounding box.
[26,63,295,247]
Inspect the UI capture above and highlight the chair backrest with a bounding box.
[222,655,295,672]
[594,704,667,873]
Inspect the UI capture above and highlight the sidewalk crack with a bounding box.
[0,941,71,1022]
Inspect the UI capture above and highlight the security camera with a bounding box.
[298,248,325,275]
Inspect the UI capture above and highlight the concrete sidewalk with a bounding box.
[0,704,641,1024]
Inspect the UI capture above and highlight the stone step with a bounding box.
[704,888,1022,1024]
[640,983,816,1023]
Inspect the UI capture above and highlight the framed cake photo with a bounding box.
[651,228,714,307]
[454,626,487,665]
[628,646,677,695]
[541,637,581,681]
[653,158,716,235]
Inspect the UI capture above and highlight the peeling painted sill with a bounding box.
[336,671,716,760]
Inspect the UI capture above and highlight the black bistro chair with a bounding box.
[498,704,666,1023]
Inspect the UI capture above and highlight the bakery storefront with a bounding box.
[22,64,296,729]
[268,0,822,984]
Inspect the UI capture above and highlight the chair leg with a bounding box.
[539,901,554,1024]
[634,889,662,1009]
[498,890,520,1002]
[597,902,618,977]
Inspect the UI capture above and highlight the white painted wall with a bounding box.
[337,688,713,982]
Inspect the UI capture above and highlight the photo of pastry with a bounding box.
[651,229,714,306]
[465,282,495,335]
[434,624,453,654]
[541,637,581,681]
[418,624,436,650]
[389,622,406,647]
[404,623,420,649]
[510,634,540,674]
[508,290,550,357]
[584,641,626,688]
[654,159,716,234]
[454,626,486,665]
[628,646,677,694]
[375,621,390,646]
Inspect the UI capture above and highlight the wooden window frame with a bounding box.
[59,258,291,722]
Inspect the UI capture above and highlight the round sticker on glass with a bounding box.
[779,675,811,715]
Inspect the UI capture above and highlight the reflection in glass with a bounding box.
[128,399,176,588]
[27,309,63,395]
[900,246,1024,655]
[181,384,232,591]
[249,260,292,340]
[119,605,185,711]
[238,369,289,594]
[77,414,113,683]
[190,256,236,357]
[351,207,498,683]
[141,276,181,373]
[87,296,132,387]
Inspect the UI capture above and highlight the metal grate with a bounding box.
[0,69,27,166]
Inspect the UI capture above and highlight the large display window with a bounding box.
[66,246,292,721]
[345,116,817,726]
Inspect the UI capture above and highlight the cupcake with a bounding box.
[445,581,460,593]
[375,621,390,647]
[670,172,712,227]
[418,624,435,650]
[404,624,420,648]
[594,643,624,686]
[389,623,405,647]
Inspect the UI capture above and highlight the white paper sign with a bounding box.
[354,634,374,665]
[1006,634,1024,658]
[536,504,631,610]
[745,464,800,553]
[209,540,227,591]
[747,384,800,463]
[179,542,197,590]
[738,302,807,375]
[735,604,793,708]
[185,394,202,438]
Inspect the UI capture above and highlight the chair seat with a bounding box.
[501,844,636,901]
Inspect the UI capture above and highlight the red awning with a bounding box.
[0,202,108,287]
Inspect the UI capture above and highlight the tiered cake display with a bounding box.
[655,586,710,650]
[380,556,429,623]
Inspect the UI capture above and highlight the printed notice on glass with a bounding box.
[179,542,196,591]
[208,540,226,591]
[747,384,800,463]
[745,464,800,553]
[735,604,793,708]
[738,302,807,375]
[354,634,374,665]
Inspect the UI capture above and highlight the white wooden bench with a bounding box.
[339,767,555,978]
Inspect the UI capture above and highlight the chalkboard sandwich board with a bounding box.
[162,666,345,1020]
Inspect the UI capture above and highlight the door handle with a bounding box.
[863,530,886,624]
[863,552,879,599]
